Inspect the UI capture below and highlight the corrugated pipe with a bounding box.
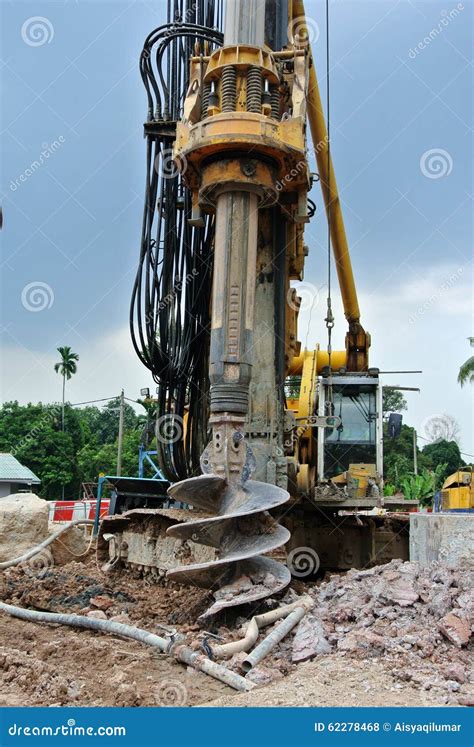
[211,596,313,659]
[0,519,95,570]
[241,606,306,672]
[0,602,254,693]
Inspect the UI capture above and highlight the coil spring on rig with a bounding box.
[246,66,262,113]
[270,85,281,120]
[201,81,211,119]
[221,66,237,112]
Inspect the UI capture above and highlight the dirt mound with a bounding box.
[0,493,49,562]
[0,616,227,707]
[50,526,90,565]
[207,656,448,707]
[0,558,214,628]
[0,559,225,707]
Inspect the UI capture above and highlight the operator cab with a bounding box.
[316,373,383,483]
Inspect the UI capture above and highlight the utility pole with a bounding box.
[413,428,418,475]
[117,389,125,476]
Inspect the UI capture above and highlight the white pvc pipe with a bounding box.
[0,519,94,570]
[241,606,306,672]
[211,595,314,659]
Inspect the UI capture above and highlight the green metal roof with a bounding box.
[0,453,40,484]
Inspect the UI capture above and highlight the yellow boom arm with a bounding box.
[293,0,371,371]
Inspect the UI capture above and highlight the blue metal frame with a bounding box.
[93,475,108,536]
[138,445,164,479]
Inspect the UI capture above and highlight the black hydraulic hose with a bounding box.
[130,4,222,482]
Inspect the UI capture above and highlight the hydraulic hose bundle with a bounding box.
[130,1,224,482]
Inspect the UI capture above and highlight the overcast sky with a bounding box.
[1,0,473,457]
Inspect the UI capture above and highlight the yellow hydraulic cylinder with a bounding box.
[289,349,347,376]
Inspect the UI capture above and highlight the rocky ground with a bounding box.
[0,555,472,707]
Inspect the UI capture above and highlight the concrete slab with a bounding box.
[409,513,474,569]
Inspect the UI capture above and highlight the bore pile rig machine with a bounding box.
[99,0,407,618]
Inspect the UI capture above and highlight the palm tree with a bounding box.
[54,346,79,431]
[458,337,474,388]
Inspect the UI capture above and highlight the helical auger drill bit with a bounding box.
[167,426,291,617]
[166,192,291,618]
[165,0,295,617]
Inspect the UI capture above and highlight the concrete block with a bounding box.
[409,513,474,569]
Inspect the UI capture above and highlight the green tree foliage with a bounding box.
[383,425,463,504]
[76,398,138,446]
[77,430,142,481]
[0,401,83,500]
[382,388,407,419]
[383,424,429,483]
[398,465,447,507]
[458,336,474,387]
[0,399,145,500]
[422,439,465,483]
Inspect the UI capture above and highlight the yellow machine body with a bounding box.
[441,470,474,511]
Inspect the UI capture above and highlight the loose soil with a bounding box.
[0,557,472,707]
